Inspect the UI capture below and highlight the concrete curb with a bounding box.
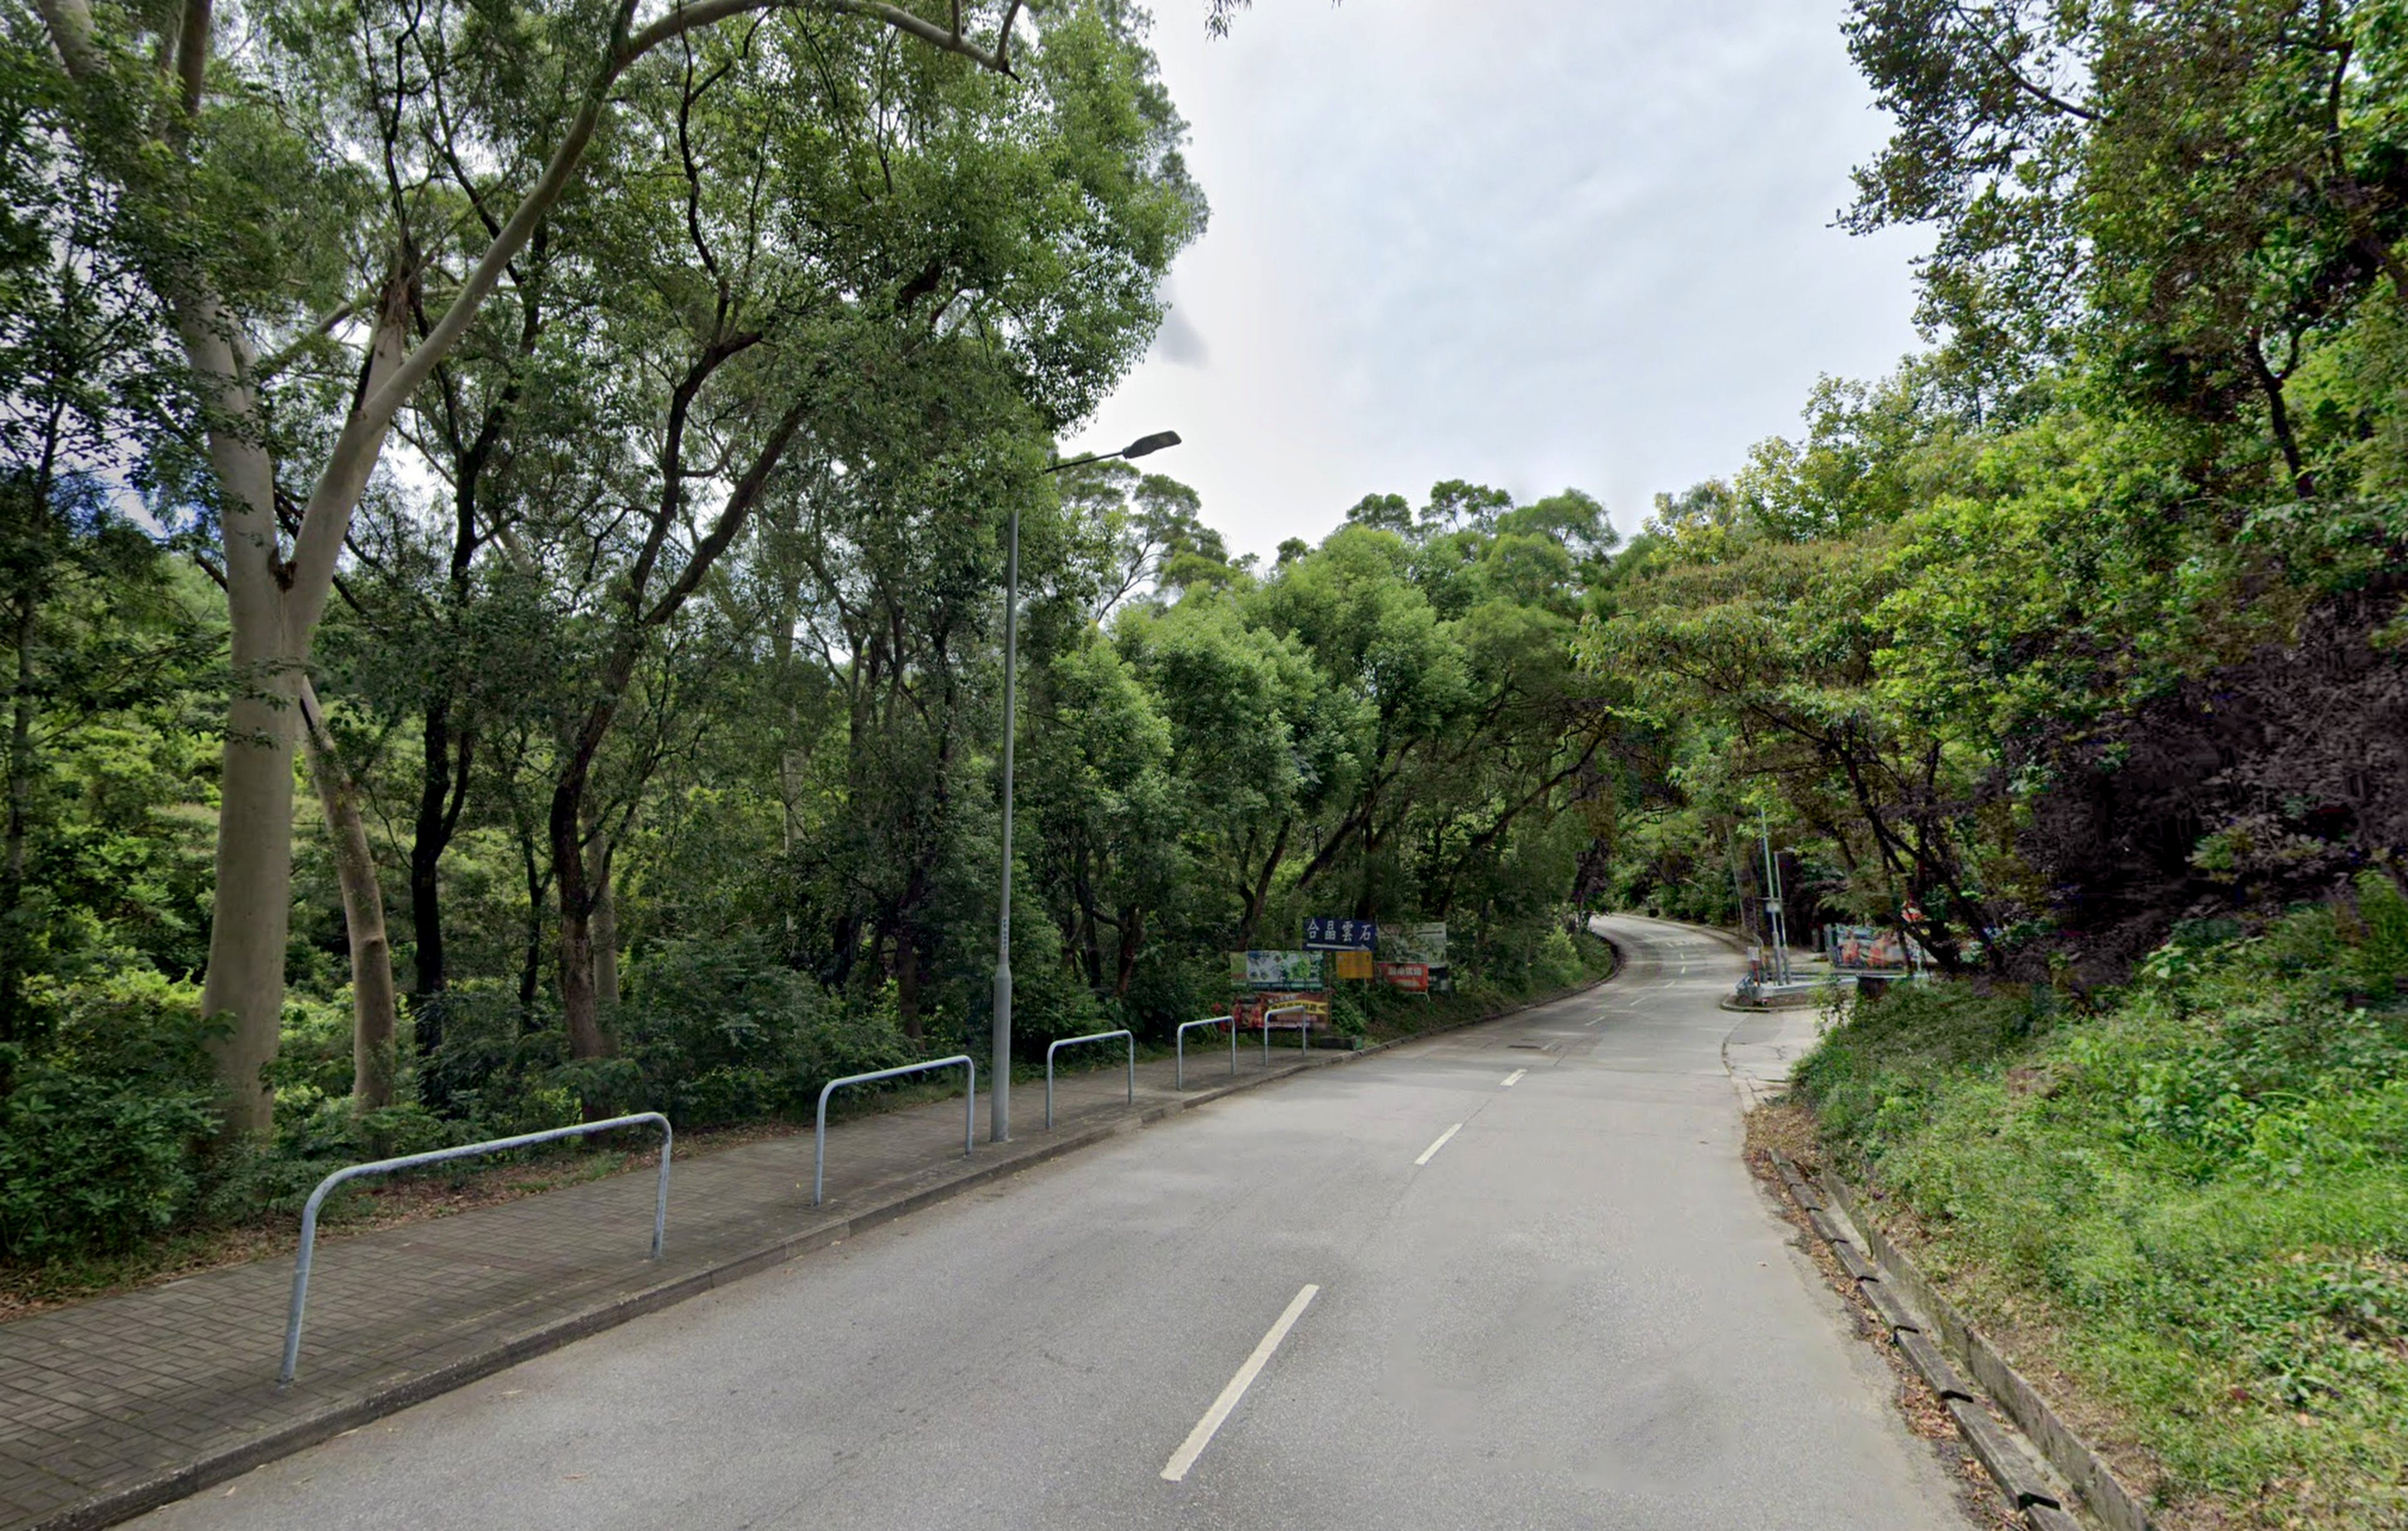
[34,966,1618,1531]
[1718,990,1825,1013]
[1815,1166,2155,1531]
[1768,1149,2153,1531]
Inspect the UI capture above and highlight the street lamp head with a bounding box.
[1120,430,1181,459]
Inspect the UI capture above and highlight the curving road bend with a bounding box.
[133,915,1966,1530]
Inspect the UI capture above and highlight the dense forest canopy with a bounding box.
[0,0,1646,1259]
[2,0,2404,1281]
[1592,0,2408,982]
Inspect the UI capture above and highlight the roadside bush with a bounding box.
[263,989,363,1106]
[616,936,909,1125]
[1791,979,2056,1164]
[416,988,576,1133]
[1791,892,2408,1528]
[0,970,220,1260]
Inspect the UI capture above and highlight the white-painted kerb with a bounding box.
[1414,1124,1463,1165]
[1161,1284,1320,1483]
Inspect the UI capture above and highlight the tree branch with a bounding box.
[1949,3,2097,123]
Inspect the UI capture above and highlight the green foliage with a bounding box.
[0,0,1651,1290]
[1795,898,2408,1526]
[0,970,216,1259]
[615,937,910,1126]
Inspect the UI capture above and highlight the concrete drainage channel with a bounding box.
[38,970,1618,1531]
[1768,1149,2154,1531]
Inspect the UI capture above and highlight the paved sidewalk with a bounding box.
[1722,1001,1828,1110]
[0,1033,1342,1531]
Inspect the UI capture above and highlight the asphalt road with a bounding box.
[135,916,1966,1530]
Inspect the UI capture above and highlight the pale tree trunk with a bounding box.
[185,306,302,1133]
[183,291,408,1131]
[298,678,398,1109]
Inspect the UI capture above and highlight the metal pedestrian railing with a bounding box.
[1261,1004,1315,1063]
[280,1112,672,1386]
[816,1056,975,1205]
[1175,1014,1236,1090]
[1045,1029,1133,1129]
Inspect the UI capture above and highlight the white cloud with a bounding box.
[1079,0,1931,556]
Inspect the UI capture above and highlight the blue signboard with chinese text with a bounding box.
[1302,916,1378,952]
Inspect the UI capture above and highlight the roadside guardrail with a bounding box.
[1262,1005,1314,1063]
[1045,1029,1134,1128]
[1175,1014,1236,1089]
[280,1112,672,1386]
[816,1057,975,1205]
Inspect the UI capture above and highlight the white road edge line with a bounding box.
[1161,1283,1320,1483]
[1500,1068,1527,1087]
[1414,1123,1464,1165]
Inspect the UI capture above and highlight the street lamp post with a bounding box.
[991,430,1180,1144]
[1758,808,1792,985]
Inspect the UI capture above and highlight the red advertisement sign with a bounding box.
[1375,962,1430,993]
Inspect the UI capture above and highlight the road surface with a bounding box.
[135,916,1965,1530]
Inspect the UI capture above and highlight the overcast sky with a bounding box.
[1074,0,1933,558]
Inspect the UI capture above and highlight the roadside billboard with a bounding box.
[1376,922,1448,965]
[1826,925,1926,973]
[1229,950,1325,990]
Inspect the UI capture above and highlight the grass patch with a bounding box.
[1791,875,2408,1531]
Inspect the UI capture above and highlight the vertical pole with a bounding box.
[651,1120,672,1259]
[993,502,1019,1145]
[814,1088,829,1205]
[1758,809,1788,985]
[279,1192,326,1386]
[1229,1016,1236,1076]
[1125,1034,1134,1105]
[1730,832,1753,950]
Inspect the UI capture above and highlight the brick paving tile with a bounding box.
[0,1041,1345,1531]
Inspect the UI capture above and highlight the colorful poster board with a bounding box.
[1302,916,1379,952]
[1232,993,1330,1030]
[1229,950,1325,990]
[1332,949,1375,980]
[1826,925,1924,973]
[1375,962,1430,993]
